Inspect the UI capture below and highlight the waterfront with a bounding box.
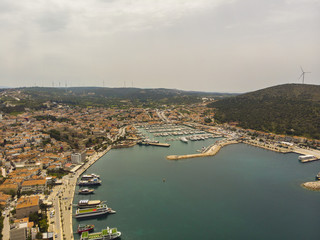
[73,138,320,240]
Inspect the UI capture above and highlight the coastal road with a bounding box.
[51,147,111,240]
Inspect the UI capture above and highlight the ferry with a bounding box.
[80,227,121,240]
[81,173,100,180]
[75,205,116,219]
[77,200,103,209]
[78,178,101,186]
[79,188,95,195]
[298,155,318,163]
[77,224,94,234]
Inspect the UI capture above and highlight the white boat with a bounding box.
[75,204,115,218]
[180,137,188,143]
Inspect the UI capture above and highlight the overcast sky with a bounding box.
[0,0,319,92]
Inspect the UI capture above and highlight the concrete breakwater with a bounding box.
[166,140,238,160]
[302,181,320,191]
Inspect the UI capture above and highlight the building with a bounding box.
[0,183,19,195]
[10,217,36,240]
[0,192,11,207]
[71,151,86,164]
[16,195,40,219]
[21,179,47,193]
[10,226,28,240]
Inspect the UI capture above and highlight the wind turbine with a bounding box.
[299,66,311,84]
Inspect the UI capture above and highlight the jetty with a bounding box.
[166,140,238,160]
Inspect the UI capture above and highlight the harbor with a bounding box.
[71,139,320,240]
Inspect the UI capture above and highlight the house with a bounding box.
[0,192,11,207]
[16,195,40,219]
[21,179,47,193]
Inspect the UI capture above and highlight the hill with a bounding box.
[208,84,320,139]
[0,87,235,113]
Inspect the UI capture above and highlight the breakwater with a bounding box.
[166,140,238,160]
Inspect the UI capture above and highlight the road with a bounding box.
[2,214,9,240]
[48,147,111,240]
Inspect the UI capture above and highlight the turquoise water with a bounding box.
[73,136,320,240]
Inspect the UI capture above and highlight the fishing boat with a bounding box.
[79,189,95,195]
[77,224,94,234]
[80,226,121,240]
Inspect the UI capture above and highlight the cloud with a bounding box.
[0,0,319,92]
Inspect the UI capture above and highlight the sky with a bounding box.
[0,0,319,93]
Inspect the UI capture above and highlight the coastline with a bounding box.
[62,146,112,239]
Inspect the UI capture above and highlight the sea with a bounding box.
[73,129,320,240]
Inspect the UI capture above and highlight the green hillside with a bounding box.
[208,84,320,139]
[0,87,235,113]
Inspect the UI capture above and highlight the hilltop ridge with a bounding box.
[208,84,320,139]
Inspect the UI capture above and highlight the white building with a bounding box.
[71,152,86,164]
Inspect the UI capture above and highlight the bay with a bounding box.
[73,136,320,240]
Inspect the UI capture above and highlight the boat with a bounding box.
[78,200,103,209]
[79,189,95,195]
[180,137,188,143]
[81,173,100,180]
[298,155,319,163]
[80,226,121,240]
[75,205,115,219]
[77,224,94,234]
[78,178,101,186]
[316,172,320,180]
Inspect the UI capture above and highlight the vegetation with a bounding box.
[29,212,48,232]
[0,87,235,113]
[47,169,68,179]
[208,84,320,139]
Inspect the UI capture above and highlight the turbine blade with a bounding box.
[300,66,304,72]
[298,73,303,80]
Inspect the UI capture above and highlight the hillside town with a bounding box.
[0,101,320,240]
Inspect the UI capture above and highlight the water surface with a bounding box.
[73,137,320,240]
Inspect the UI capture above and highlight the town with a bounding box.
[0,97,320,240]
